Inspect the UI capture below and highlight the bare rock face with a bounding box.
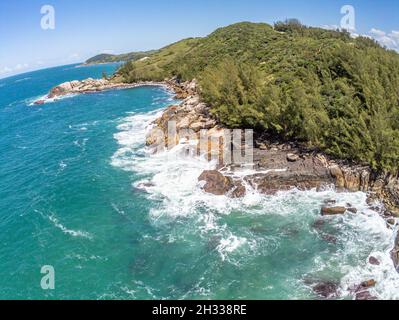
[247,149,334,194]
[329,165,370,192]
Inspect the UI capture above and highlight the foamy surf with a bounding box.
[111,107,399,300]
[27,93,78,106]
[48,215,93,239]
[33,209,94,240]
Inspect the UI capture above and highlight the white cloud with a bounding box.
[0,66,12,75]
[321,25,399,52]
[389,31,399,42]
[368,28,399,51]
[0,63,30,76]
[321,24,340,31]
[15,63,29,71]
[369,28,386,38]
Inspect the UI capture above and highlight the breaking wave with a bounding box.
[111,107,399,299]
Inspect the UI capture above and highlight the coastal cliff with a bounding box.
[146,79,399,213]
[145,78,399,274]
[42,76,399,275]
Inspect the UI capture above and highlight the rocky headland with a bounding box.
[145,79,399,212]
[41,76,399,278]
[144,78,399,277]
[34,78,172,105]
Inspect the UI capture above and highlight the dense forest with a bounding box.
[116,21,399,173]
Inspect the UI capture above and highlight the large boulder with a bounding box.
[198,170,233,196]
[368,256,380,266]
[355,291,378,300]
[198,170,245,198]
[321,206,347,215]
[48,81,74,98]
[312,281,339,299]
[34,100,45,105]
[287,153,300,162]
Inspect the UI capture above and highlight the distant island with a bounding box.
[84,50,157,65]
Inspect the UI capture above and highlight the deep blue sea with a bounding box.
[0,63,398,300]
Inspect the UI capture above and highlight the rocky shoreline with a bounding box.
[33,78,175,105]
[145,79,399,212]
[144,78,399,281]
[41,76,399,283]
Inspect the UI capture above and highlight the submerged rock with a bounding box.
[368,256,381,266]
[321,206,347,216]
[347,207,358,214]
[312,219,325,229]
[391,232,399,272]
[312,281,339,299]
[324,199,337,205]
[321,234,338,244]
[355,291,378,300]
[198,170,233,196]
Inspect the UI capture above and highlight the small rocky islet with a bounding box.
[41,76,399,298]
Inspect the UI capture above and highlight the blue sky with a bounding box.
[1,0,398,78]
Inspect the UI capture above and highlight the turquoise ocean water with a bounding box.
[0,63,398,300]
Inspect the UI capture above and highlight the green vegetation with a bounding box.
[117,21,399,172]
[85,50,157,64]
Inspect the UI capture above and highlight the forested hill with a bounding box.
[116,21,399,173]
[85,50,156,64]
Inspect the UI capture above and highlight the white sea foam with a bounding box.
[27,93,77,106]
[48,214,93,240]
[15,77,31,83]
[111,107,399,299]
[217,235,248,261]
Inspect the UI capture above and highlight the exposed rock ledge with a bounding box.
[34,78,179,104]
[40,76,399,273]
[145,79,399,213]
[144,78,399,273]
